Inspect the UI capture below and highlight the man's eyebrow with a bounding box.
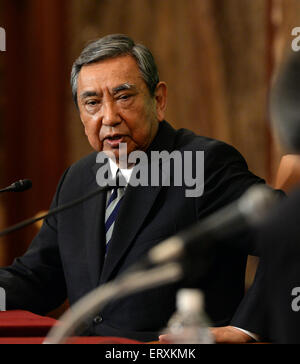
[112,83,137,94]
[79,84,137,99]
[80,91,100,99]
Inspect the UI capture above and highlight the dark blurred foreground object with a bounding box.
[232,51,300,344]
[258,187,300,344]
[232,187,300,344]
[264,51,300,343]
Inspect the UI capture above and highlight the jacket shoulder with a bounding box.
[174,128,246,164]
[55,152,98,202]
[67,152,98,176]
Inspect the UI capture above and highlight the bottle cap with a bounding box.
[176,289,204,312]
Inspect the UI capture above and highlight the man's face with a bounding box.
[77,55,166,162]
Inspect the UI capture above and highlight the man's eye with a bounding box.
[118,94,131,101]
[86,100,98,106]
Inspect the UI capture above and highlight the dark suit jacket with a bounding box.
[0,121,264,341]
[231,186,300,343]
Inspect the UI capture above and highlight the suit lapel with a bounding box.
[99,121,177,284]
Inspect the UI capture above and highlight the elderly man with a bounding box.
[0,34,269,342]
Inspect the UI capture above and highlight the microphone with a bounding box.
[0,184,112,238]
[0,179,32,193]
[135,185,279,272]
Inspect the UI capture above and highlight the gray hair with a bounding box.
[71,34,160,108]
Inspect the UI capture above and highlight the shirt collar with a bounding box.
[108,157,133,185]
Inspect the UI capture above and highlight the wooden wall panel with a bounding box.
[0,0,69,264]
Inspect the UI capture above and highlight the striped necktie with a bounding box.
[105,171,126,253]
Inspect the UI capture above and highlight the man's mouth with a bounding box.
[104,134,126,148]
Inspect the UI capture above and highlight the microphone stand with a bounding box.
[44,262,183,344]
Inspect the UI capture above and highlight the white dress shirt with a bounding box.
[108,157,133,185]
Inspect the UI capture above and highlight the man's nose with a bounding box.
[102,101,121,126]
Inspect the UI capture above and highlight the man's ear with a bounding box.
[154,82,167,122]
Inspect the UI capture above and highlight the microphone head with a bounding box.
[10,179,32,192]
[238,184,279,226]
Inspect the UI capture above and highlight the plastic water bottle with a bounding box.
[162,289,214,344]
